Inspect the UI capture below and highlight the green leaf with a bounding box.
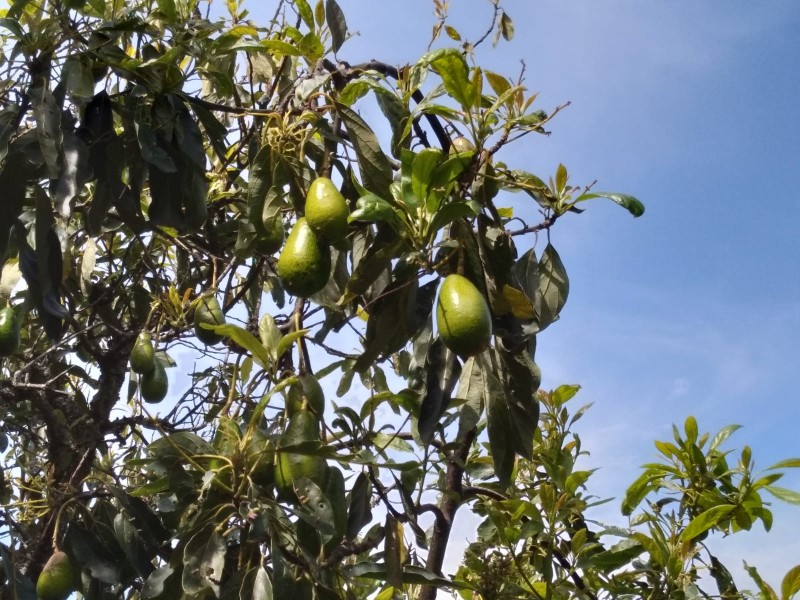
[684,415,698,444]
[345,563,474,590]
[455,356,484,440]
[781,565,800,600]
[499,11,514,41]
[425,48,474,109]
[709,424,741,451]
[66,525,121,584]
[295,0,314,29]
[765,486,800,505]
[347,473,373,540]
[0,543,37,600]
[325,0,348,53]
[535,243,569,331]
[622,471,659,516]
[30,74,62,180]
[581,539,643,571]
[114,512,155,578]
[574,191,645,217]
[679,505,736,542]
[182,525,226,596]
[484,354,515,488]
[744,562,779,600]
[349,193,403,228]
[417,338,461,446]
[205,323,270,370]
[767,458,800,470]
[335,102,393,199]
[412,147,443,207]
[276,329,310,361]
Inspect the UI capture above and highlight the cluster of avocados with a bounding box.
[276,177,348,298]
[130,332,168,403]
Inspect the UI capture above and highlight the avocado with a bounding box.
[245,427,275,487]
[130,332,156,374]
[140,359,168,403]
[436,274,492,358]
[285,373,325,420]
[276,218,331,297]
[0,306,20,357]
[274,408,327,500]
[36,551,75,600]
[304,177,349,242]
[194,295,225,345]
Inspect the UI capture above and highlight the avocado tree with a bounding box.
[0,1,798,599]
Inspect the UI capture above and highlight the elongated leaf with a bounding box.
[335,102,392,199]
[535,243,569,331]
[347,473,373,540]
[743,562,779,600]
[325,0,348,53]
[709,424,741,451]
[574,191,645,217]
[205,323,270,370]
[114,512,155,578]
[30,75,62,179]
[417,338,461,446]
[455,356,484,440]
[765,486,800,505]
[782,565,800,600]
[53,132,90,217]
[182,525,226,595]
[767,458,800,470]
[345,563,474,590]
[679,505,736,542]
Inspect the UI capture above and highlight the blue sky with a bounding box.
[240,0,800,589]
[320,0,800,585]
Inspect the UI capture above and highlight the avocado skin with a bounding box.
[276,218,331,297]
[435,274,492,358]
[0,307,20,357]
[130,332,156,374]
[274,409,327,500]
[140,360,168,403]
[194,296,225,345]
[36,551,75,600]
[304,177,349,242]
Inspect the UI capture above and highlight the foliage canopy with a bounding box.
[0,1,796,599]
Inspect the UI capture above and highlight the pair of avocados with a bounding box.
[130,332,168,403]
[276,177,348,297]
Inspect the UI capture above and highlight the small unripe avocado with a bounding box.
[194,295,225,345]
[36,551,75,600]
[304,177,349,242]
[0,306,20,357]
[130,332,156,374]
[449,136,475,154]
[436,274,492,358]
[140,359,168,403]
[276,218,331,297]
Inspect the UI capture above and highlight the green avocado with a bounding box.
[304,177,349,242]
[245,427,275,487]
[0,306,20,357]
[276,218,331,297]
[194,295,225,345]
[140,359,168,403]
[130,332,156,374]
[436,274,492,358]
[274,408,327,500]
[36,551,75,600]
[285,373,325,420]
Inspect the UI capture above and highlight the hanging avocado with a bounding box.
[304,177,349,242]
[140,359,168,403]
[130,332,156,374]
[36,551,75,600]
[194,295,226,345]
[276,218,331,297]
[436,274,492,358]
[274,408,327,500]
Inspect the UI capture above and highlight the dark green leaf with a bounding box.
[347,473,372,540]
[574,191,645,217]
[114,512,155,578]
[66,525,120,584]
[535,243,569,331]
[417,338,461,447]
[0,543,37,600]
[182,525,226,595]
[335,102,393,199]
[325,0,348,53]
